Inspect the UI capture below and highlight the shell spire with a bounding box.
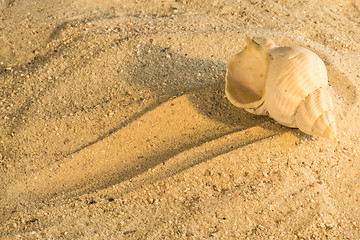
[295,87,337,138]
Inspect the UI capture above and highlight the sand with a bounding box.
[0,0,360,239]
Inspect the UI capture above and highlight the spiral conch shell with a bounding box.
[225,37,337,138]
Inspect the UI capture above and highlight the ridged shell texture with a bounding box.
[225,37,337,138]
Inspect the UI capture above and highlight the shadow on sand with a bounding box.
[6,41,284,203]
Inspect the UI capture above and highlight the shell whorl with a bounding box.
[265,46,329,127]
[295,87,337,138]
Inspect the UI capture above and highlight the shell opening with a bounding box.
[226,70,263,104]
[225,37,270,111]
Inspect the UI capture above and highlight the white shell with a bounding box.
[225,37,337,138]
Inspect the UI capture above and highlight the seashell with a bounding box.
[225,37,337,138]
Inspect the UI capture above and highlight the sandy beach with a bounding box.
[1,0,360,239]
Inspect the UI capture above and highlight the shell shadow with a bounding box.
[126,44,274,128]
[6,44,284,203]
